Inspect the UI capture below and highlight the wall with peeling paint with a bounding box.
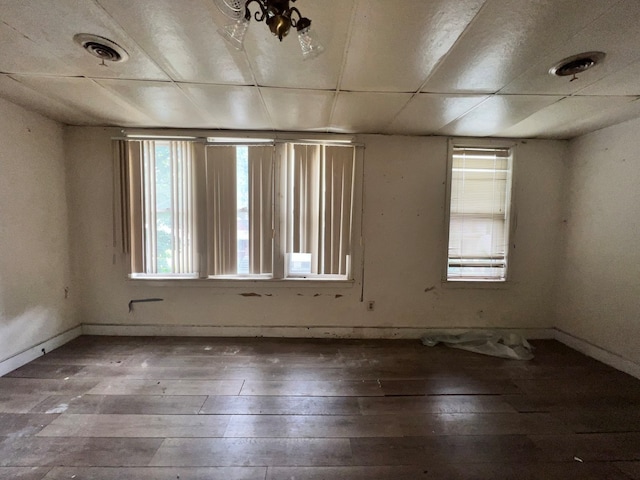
[555,117,640,365]
[65,127,567,336]
[0,98,77,363]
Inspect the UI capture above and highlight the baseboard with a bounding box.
[553,328,640,380]
[0,325,82,377]
[5,323,636,380]
[81,323,554,340]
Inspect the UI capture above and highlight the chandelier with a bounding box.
[217,0,324,59]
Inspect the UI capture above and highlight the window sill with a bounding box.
[126,276,356,289]
[441,279,510,290]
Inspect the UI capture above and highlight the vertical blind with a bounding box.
[285,144,355,276]
[119,139,355,279]
[248,146,274,275]
[147,140,196,275]
[448,146,513,281]
[206,145,274,276]
[206,146,238,276]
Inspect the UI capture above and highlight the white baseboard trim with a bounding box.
[553,328,640,380]
[0,325,82,377]
[5,323,637,380]
[82,323,554,340]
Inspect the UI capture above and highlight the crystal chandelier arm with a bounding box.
[244,0,268,22]
[288,6,302,27]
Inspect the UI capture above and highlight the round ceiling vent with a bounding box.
[73,34,129,63]
[549,51,605,78]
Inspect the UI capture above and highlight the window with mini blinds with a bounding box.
[446,145,514,282]
[116,138,356,281]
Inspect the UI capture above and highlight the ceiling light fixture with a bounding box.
[549,51,605,82]
[217,0,324,60]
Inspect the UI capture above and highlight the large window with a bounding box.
[121,138,357,281]
[446,144,514,282]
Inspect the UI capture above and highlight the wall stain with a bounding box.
[240,293,262,297]
[424,286,436,293]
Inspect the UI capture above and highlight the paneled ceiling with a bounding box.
[1,0,640,139]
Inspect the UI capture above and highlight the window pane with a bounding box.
[447,146,512,281]
[285,144,354,278]
[206,145,273,277]
[127,139,354,281]
[155,143,172,273]
[141,140,196,276]
[236,146,249,275]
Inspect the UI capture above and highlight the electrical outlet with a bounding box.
[367,301,375,311]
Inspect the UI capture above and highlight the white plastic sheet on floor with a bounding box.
[421,331,534,360]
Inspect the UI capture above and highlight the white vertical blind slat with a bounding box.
[249,145,274,274]
[206,146,238,276]
[142,140,157,273]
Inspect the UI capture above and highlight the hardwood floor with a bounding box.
[1,337,639,479]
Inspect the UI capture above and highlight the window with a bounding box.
[284,143,354,278]
[120,138,357,281]
[124,140,197,277]
[205,144,274,277]
[445,144,514,282]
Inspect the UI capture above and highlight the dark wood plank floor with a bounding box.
[1,336,639,479]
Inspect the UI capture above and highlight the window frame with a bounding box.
[116,133,364,286]
[442,138,517,286]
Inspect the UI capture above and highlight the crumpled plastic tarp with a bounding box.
[421,331,534,360]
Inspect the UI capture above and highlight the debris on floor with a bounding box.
[421,331,534,360]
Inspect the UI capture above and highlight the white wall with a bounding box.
[556,117,640,365]
[65,127,567,336]
[0,98,76,363]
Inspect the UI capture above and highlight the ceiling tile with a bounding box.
[95,0,254,85]
[178,83,272,130]
[0,75,99,125]
[386,94,490,135]
[438,95,562,137]
[330,92,411,133]
[0,22,75,76]
[422,0,613,94]
[341,0,486,92]
[500,0,640,96]
[576,60,640,96]
[260,88,334,131]
[0,0,638,137]
[0,0,169,80]
[11,75,156,126]
[497,96,637,139]
[555,98,640,139]
[245,0,354,90]
[95,79,211,127]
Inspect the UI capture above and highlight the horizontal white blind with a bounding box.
[448,146,512,281]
